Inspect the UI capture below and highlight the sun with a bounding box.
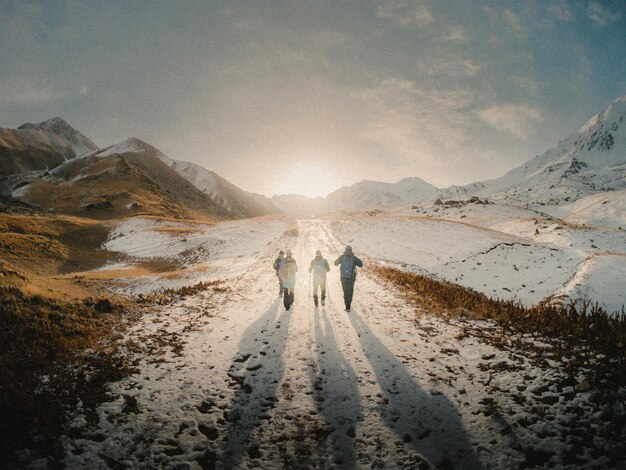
[272,162,342,198]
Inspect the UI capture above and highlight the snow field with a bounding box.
[101,216,292,295]
[331,203,626,313]
[60,218,624,469]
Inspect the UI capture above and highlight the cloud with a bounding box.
[441,25,470,43]
[377,0,434,28]
[475,103,544,139]
[547,1,575,21]
[504,9,524,35]
[586,2,622,27]
[351,78,478,169]
[0,76,63,105]
[419,57,482,77]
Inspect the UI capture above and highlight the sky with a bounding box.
[1,0,625,197]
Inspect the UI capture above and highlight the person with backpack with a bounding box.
[279,249,298,310]
[308,250,330,307]
[334,245,363,312]
[273,250,285,295]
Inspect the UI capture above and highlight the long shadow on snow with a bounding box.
[217,298,292,469]
[309,307,362,468]
[346,308,482,469]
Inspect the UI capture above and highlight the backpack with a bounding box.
[273,257,282,272]
[312,258,328,277]
[340,255,357,279]
[283,259,297,281]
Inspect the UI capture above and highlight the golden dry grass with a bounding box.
[370,264,626,387]
[0,213,115,300]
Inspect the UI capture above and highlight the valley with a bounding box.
[1,97,625,468]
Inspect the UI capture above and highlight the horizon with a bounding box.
[2,1,625,198]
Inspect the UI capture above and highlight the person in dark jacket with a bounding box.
[334,245,363,312]
[279,249,298,310]
[308,250,330,307]
[273,250,285,295]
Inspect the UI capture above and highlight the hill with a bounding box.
[0,117,97,176]
[157,156,280,218]
[2,118,278,220]
[13,138,232,220]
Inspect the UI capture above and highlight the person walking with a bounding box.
[279,249,298,310]
[334,245,363,312]
[273,250,285,295]
[308,250,330,307]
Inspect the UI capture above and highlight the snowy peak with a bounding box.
[90,137,167,161]
[18,117,98,157]
[160,158,279,218]
[572,95,626,167]
[470,96,626,206]
[579,96,626,134]
[325,177,438,211]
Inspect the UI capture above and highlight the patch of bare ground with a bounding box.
[0,212,131,467]
[0,287,133,468]
[0,275,231,468]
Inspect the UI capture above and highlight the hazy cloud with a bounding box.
[0,76,63,105]
[352,78,481,178]
[419,57,482,77]
[547,1,575,21]
[476,103,544,139]
[504,9,524,35]
[586,2,622,27]
[377,0,434,27]
[441,25,470,43]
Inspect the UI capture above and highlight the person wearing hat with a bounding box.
[334,245,363,312]
[308,250,330,307]
[279,249,298,310]
[272,250,285,295]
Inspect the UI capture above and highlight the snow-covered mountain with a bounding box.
[12,137,232,220]
[472,96,626,206]
[2,117,278,219]
[271,177,439,215]
[0,117,98,176]
[87,138,279,219]
[271,194,327,215]
[325,177,438,212]
[160,159,280,218]
[19,117,98,157]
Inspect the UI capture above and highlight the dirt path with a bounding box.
[63,220,589,469]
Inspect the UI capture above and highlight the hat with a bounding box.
[286,249,292,256]
[315,250,321,256]
[345,245,353,252]
[279,250,284,255]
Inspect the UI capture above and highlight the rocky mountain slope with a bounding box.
[12,139,232,220]
[157,156,280,219]
[1,119,277,220]
[0,117,98,176]
[470,96,626,207]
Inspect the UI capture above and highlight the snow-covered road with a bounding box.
[63,219,621,469]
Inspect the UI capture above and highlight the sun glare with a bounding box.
[272,162,342,198]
